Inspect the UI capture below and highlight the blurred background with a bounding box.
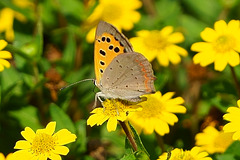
[0,0,240,159]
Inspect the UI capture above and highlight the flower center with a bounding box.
[31,133,56,156]
[144,31,168,50]
[171,150,194,160]
[102,99,128,117]
[102,3,122,22]
[214,35,235,53]
[137,97,164,119]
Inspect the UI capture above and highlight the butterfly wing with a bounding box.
[100,52,156,100]
[94,21,134,85]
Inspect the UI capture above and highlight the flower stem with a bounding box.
[155,132,165,152]
[119,121,137,151]
[230,67,240,98]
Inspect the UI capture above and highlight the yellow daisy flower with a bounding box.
[87,99,142,132]
[191,20,240,71]
[0,0,33,41]
[129,28,188,67]
[223,99,240,140]
[195,126,234,154]
[128,91,186,136]
[0,40,12,72]
[0,153,13,160]
[158,147,212,160]
[85,0,142,43]
[13,121,77,160]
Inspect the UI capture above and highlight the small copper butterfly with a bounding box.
[94,21,156,106]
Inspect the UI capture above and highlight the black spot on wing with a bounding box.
[100,49,106,56]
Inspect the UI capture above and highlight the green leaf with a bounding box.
[56,0,85,22]
[180,15,207,44]
[9,105,42,131]
[182,0,222,24]
[61,30,76,70]
[75,120,87,153]
[49,103,76,133]
[121,138,137,160]
[121,122,150,160]
[1,67,22,93]
[216,154,236,160]
[225,141,240,156]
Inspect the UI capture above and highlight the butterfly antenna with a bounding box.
[60,79,95,91]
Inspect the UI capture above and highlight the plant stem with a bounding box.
[119,121,137,151]
[230,67,240,98]
[155,132,165,152]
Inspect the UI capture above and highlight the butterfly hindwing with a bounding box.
[100,52,156,100]
[94,21,134,84]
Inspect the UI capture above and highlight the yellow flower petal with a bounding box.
[37,121,56,135]
[14,140,31,149]
[191,42,212,52]
[129,91,186,135]
[155,121,170,135]
[12,150,33,160]
[0,65,4,72]
[53,145,69,155]
[167,47,181,64]
[233,130,240,140]
[227,20,240,33]
[0,59,10,69]
[214,20,227,33]
[0,40,7,50]
[157,50,169,66]
[48,153,61,160]
[0,51,12,59]
[107,117,118,132]
[168,32,185,43]
[21,127,36,143]
[0,153,5,160]
[160,26,173,36]
[227,50,240,66]
[54,129,77,145]
[201,28,218,42]
[214,53,228,71]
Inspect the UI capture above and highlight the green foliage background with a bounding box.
[1,0,240,159]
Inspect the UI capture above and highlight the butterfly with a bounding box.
[94,21,156,107]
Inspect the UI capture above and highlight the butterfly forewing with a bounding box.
[100,52,156,100]
[94,21,134,84]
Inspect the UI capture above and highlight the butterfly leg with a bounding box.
[93,92,105,108]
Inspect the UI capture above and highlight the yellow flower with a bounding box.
[195,126,234,154]
[223,99,240,140]
[87,99,142,132]
[129,28,188,67]
[12,0,34,8]
[0,0,33,41]
[191,20,240,71]
[13,121,77,160]
[85,0,142,42]
[158,147,212,160]
[0,153,14,160]
[128,91,186,136]
[0,40,12,72]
